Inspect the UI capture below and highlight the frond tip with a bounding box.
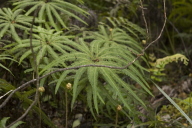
[155,53,189,68]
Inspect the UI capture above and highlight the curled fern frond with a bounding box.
[155,53,189,68]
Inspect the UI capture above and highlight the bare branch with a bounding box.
[6,91,39,128]
[0,90,13,99]
[143,0,166,51]
[140,0,149,36]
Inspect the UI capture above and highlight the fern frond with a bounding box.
[106,17,146,39]
[19,46,40,64]
[36,45,47,65]
[86,86,96,119]
[46,4,58,30]
[25,2,42,16]
[39,54,77,74]
[46,45,59,58]
[110,69,147,107]
[0,8,36,42]
[51,2,87,25]
[87,67,99,113]
[10,25,21,43]
[55,70,75,94]
[90,40,104,55]
[49,5,67,29]
[155,53,189,68]
[38,3,46,21]
[79,38,91,55]
[99,67,131,111]
[122,69,152,96]
[12,8,22,18]
[13,0,39,10]
[0,24,9,38]
[99,25,109,38]
[51,43,67,54]
[72,67,87,107]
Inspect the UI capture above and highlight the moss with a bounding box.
[157,97,192,127]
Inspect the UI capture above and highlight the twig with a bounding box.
[143,0,166,52]
[0,90,13,99]
[6,91,39,128]
[115,110,119,128]
[167,19,192,67]
[29,6,42,128]
[65,89,68,128]
[140,0,149,37]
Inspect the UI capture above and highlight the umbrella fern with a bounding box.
[0,8,42,43]
[13,0,88,30]
[10,27,73,65]
[0,0,154,126]
[40,25,152,116]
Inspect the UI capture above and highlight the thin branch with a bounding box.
[29,6,42,128]
[0,90,13,99]
[115,110,119,128]
[6,91,39,128]
[167,19,192,66]
[143,0,166,52]
[65,89,68,128]
[140,0,149,37]
[0,78,37,109]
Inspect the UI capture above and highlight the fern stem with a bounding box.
[65,89,68,128]
[115,110,118,128]
[140,0,149,37]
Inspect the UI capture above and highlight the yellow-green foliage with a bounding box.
[149,53,189,81]
[154,54,189,68]
[157,97,192,126]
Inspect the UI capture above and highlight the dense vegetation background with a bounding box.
[0,0,192,128]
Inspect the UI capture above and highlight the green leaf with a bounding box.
[25,3,42,16]
[38,3,46,21]
[0,63,12,74]
[46,45,59,59]
[123,69,152,96]
[10,24,21,43]
[46,4,58,30]
[87,67,99,113]
[99,68,131,111]
[36,45,47,65]
[110,69,146,107]
[0,24,9,38]
[0,117,10,128]
[49,5,67,29]
[10,121,25,128]
[72,119,81,128]
[72,67,87,108]
[19,46,40,64]
[55,70,73,94]
[86,86,97,119]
